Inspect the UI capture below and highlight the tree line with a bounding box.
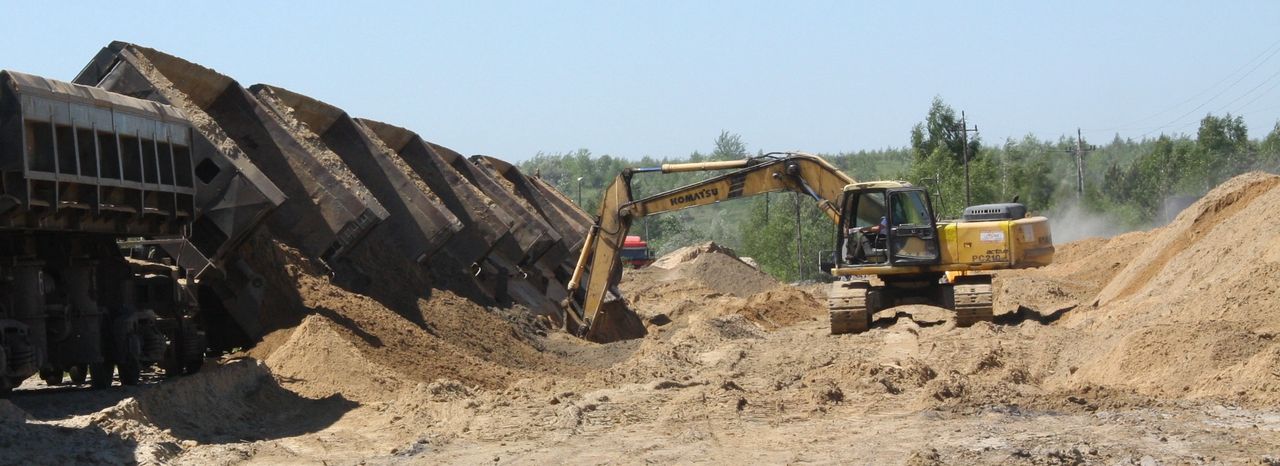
[520,98,1280,282]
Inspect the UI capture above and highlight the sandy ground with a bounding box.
[3,173,1280,465]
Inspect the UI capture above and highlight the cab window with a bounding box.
[890,190,931,226]
[852,191,885,228]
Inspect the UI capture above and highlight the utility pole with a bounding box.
[1062,128,1096,198]
[956,111,979,206]
[1075,128,1095,199]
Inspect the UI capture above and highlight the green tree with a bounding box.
[995,136,1056,211]
[910,96,981,165]
[738,193,834,282]
[711,130,749,161]
[1260,121,1280,168]
[1195,113,1253,180]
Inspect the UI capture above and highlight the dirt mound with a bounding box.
[82,359,357,463]
[1056,172,1280,404]
[994,229,1153,315]
[1042,230,1152,291]
[1096,171,1280,305]
[621,242,783,328]
[414,289,576,375]
[637,242,779,298]
[732,287,824,330]
[263,315,408,402]
[622,243,801,332]
[242,234,562,391]
[649,242,743,269]
[288,266,538,390]
[678,252,779,297]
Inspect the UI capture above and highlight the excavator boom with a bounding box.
[566,153,854,341]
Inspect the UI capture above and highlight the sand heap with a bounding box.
[621,242,819,331]
[1046,172,1280,404]
[246,236,571,395]
[650,242,741,269]
[637,242,778,297]
[994,230,1153,316]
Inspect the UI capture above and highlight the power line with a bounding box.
[1213,66,1280,113]
[1086,37,1280,133]
[1224,67,1280,115]
[1141,46,1280,137]
[1239,100,1280,116]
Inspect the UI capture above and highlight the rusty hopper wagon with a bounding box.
[0,70,278,392]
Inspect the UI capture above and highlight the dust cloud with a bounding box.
[1045,201,1139,244]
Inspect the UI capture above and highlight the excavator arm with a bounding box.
[565,152,855,342]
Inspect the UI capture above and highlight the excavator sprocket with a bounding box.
[952,280,994,327]
[828,280,873,335]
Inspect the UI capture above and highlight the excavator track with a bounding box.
[828,281,873,335]
[952,280,994,327]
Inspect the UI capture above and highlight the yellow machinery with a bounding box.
[564,152,1053,342]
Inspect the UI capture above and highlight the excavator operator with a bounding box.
[844,200,890,265]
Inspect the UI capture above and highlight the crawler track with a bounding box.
[828,281,872,335]
[952,281,994,327]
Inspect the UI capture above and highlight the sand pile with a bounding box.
[994,230,1151,315]
[650,242,742,269]
[92,360,354,443]
[680,252,780,297]
[267,246,549,390]
[1095,172,1280,306]
[263,315,408,402]
[414,289,573,375]
[636,242,778,298]
[235,230,570,396]
[620,243,797,333]
[1056,172,1280,404]
[733,287,824,330]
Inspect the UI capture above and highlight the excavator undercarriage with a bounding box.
[828,274,994,334]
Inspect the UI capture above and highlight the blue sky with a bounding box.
[6,1,1280,161]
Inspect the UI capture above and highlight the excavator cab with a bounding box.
[838,183,941,268]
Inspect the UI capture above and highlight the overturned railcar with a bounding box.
[0,70,261,391]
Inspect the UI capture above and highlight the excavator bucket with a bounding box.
[583,297,647,342]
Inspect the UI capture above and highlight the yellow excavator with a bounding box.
[564,152,1054,342]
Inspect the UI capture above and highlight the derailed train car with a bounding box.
[0,70,279,392]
